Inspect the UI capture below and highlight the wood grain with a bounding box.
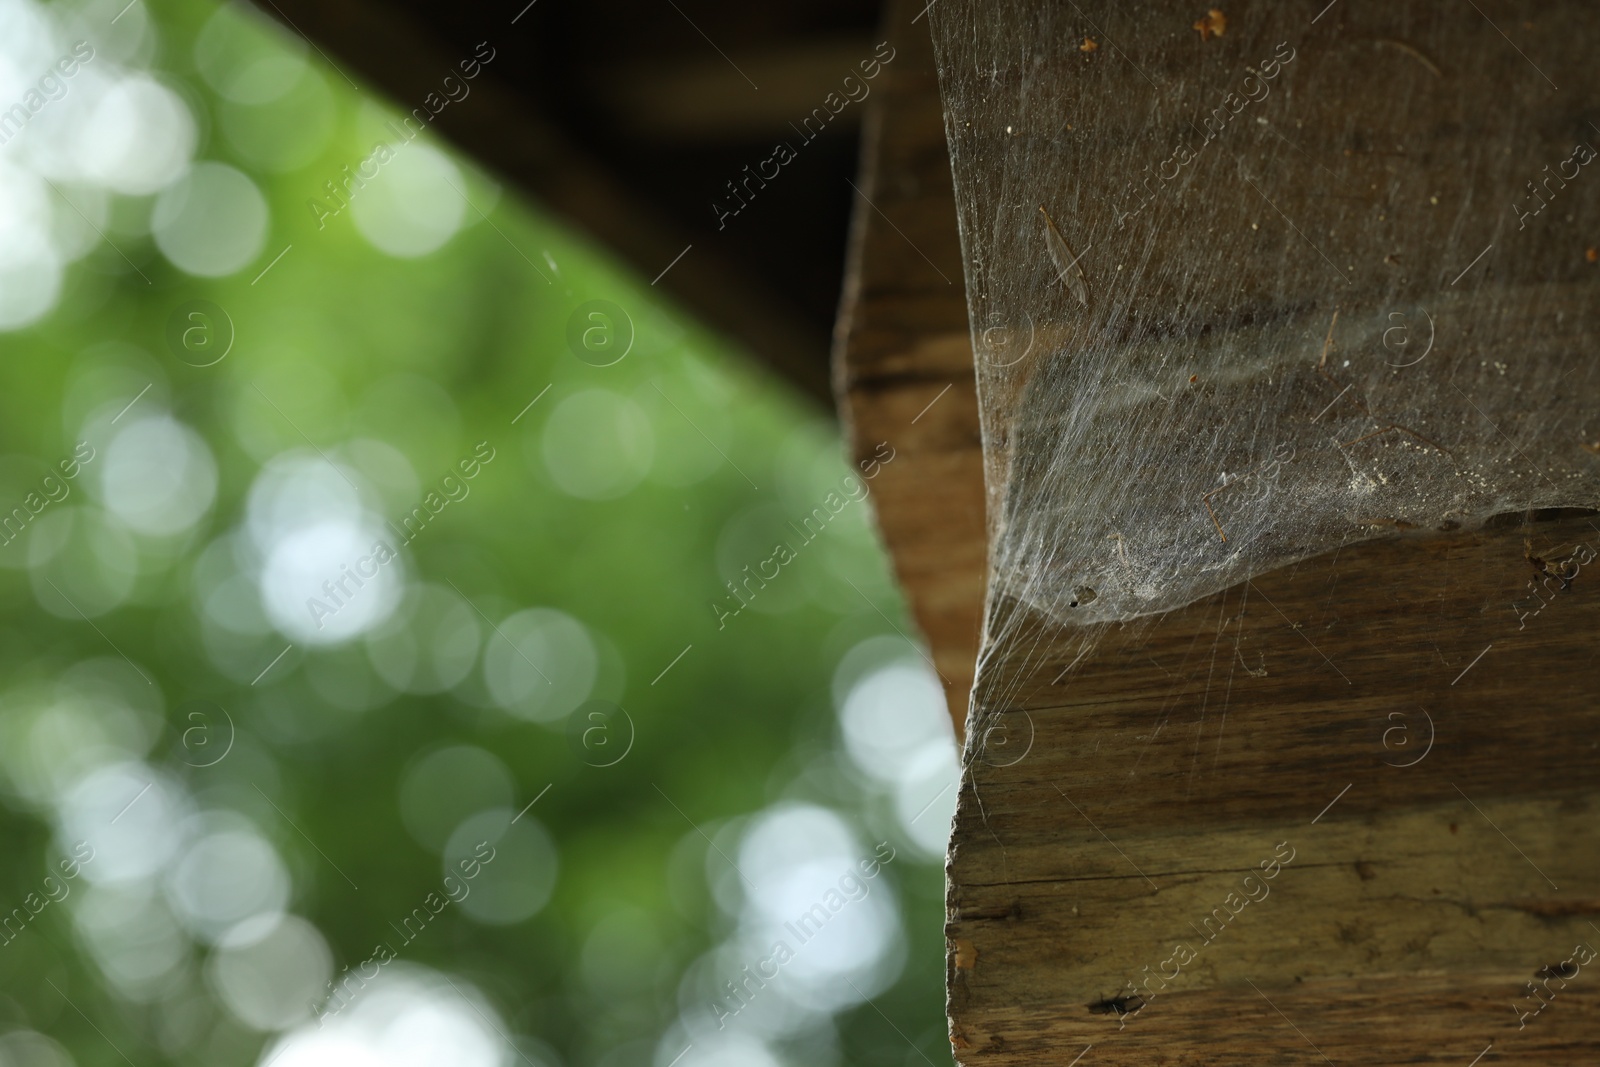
[948,511,1600,1064]
[834,1,1600,1062]
[836,0,987,738]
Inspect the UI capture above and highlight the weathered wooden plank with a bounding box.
[838,2,1599,1059]
[924,0,1600,1060]
[949,511,1600,1064]
[836,0,986,735]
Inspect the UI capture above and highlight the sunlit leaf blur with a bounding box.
[0,1,959,1065]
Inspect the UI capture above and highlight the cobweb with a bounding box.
[925,0,1600,734]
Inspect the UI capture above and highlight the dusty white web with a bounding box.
[924,0,1600,742]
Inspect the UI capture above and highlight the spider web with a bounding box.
[925,0,1600,732]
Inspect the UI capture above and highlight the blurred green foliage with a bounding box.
[0,1,955,1065]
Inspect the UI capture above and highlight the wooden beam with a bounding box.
[949,511,1600,1065]
[252,0,834,405]
[593,37,879,140]
[932,0,1600,1062]
[835,0,984,738]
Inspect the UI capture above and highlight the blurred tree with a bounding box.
[0,1,957,1066]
